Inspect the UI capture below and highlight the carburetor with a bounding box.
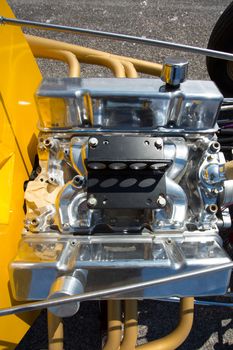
[10,59,233,316]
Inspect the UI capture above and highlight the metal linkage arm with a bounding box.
[1,16,233,61]
[0,262,232,317]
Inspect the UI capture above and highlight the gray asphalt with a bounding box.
[6,0,233,349]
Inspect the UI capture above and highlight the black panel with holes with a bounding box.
[86,135,172,209]
[87,135,166,162]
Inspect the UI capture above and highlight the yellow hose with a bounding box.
[27,34,125,77]
[103,300,122,350]
[47,312,64,350]
[121,60,138,78]
[137,297,194,350]
[31,46,80,77]
[224,160,233,180]
[81,54,125,77]
[25,34,162,76]
[120,300,138,350]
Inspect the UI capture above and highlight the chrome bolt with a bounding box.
[212,188,219,195]
[48,176,58,185]
[30,217,40,227]
[210,141,220,153]
[154,138,163,149]
[192,144,197,151]
[207,204,218,214]
[161,57,188,86]
[89,137,98,148]
[63,223,70,230]
[28,217,40,232]
[207,155,214,162]
[73,175,85,188]
[44,138,54,149]
[70,240,77,246]
[157,195,167,208]
[87,196,97,208]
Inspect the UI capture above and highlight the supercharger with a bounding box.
[10,60,233,317]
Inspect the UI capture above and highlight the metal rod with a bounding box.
[39,127,217,135]
[223,98,233,104]
[221,105,233,111]
[0,262,232,317]
[1,16,233,62]
[221,99,233,111]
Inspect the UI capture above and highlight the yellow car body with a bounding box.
[0,1,41,348]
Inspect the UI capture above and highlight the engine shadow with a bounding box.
[16,302,102,350]
[138,300,233,349]
[16,299,233,349]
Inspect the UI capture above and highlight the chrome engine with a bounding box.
[10,63,233,316]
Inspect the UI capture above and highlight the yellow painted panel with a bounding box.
[0,98,15,225]
[0,0,42,348]
[0,1,42,172]
[0,98,35,349]
[0,153,14,224]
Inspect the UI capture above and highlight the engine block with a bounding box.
[10,76,233,310]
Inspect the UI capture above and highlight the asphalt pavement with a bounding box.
[6,0,233,349]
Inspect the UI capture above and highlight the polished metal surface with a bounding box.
[161,57,188,86]
[1,15,233,62]
[10,231,232,300]
[48,270,87,317]
[3,262,233,317]
[221,105,233,111]
[23,130,228,236]
[221,180,233,207]
[221,98,233,111]
[36,78,223,131]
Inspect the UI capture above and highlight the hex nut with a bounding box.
[157,195,167,208]
[89,137,98,148]
[154,138,163,149]
[87,196,97,208]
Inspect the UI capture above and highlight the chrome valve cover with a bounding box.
[10,76,233,303]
